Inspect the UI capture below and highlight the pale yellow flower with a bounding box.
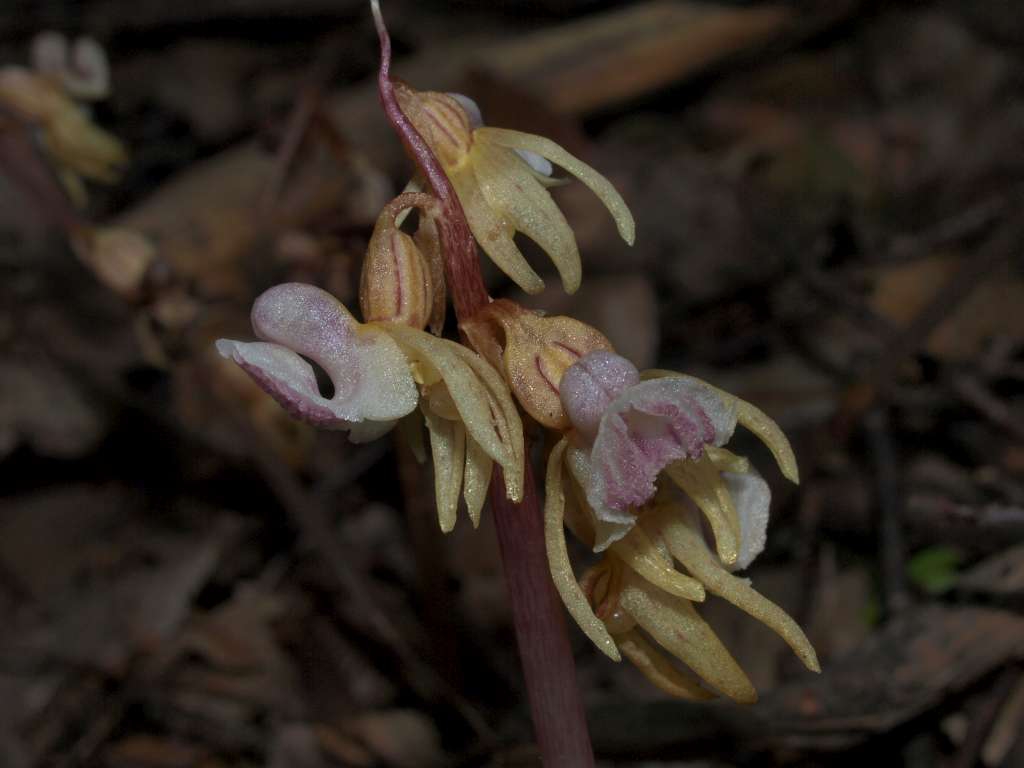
[0,34,125,206]
[394,85,634,295]
[543,351,818,700]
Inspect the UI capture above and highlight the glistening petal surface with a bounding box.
[250,283,418,422]
[587,377,737,527]
[472,141,581,293]
[476,127,635,246]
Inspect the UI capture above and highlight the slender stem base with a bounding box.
[489,463,595,767]
[372,4,596,762]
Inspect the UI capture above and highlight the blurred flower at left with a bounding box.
[0,30,126,206]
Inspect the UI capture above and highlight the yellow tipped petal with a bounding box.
[463,436,492,529]
[472,142,581,293]
[422,407,465,533]
[384,325,524,502]
[733,397,800,485]
[449,342,525,503]
[705,446,751,474]
[476,126,635,246]
[611,526,706,602]
[450,163,545,294]
[617,630,717,701]
[618,569,757,704]
[544,439,621,661]
[665,459,740,567]
[654,511,819,673]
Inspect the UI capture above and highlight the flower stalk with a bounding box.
[218,4,817,763]
[371,1,486,320]
[372,2,596,763]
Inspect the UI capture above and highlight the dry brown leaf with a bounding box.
[869,253,1024,361]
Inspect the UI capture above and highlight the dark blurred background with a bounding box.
[2,1,1023,766]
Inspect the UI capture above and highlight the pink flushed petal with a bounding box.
[587,378,737,526]
[251,283,360,400]
[249,283,418,422]
[560,351,641,442]
[215,339,360,428]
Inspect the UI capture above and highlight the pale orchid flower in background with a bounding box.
[216,282,524,533]
[31,31,110,100]
[392,85,635,295]
[0,31,125,205]
[543,350,818,700]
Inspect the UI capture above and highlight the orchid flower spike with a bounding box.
[0,38,126,206]
[541,350,818,700]
[392,85,635,295]
[216,283,524,533]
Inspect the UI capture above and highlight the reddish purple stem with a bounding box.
[372,7,487,320]
[488,464,596,766]
[372,5,595,765]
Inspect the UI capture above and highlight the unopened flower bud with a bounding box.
[393,83,473,170]
[360,193,439,331]
[462,299,612,428]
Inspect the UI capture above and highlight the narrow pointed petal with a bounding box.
[449,163,545,294]
[463,436,492,528]
[476,127,635,246]
[250,283,418,422]
[733,397,800,484]
[472,142,581,293]
[618,570,757,704]
[655,511,820,673]
[612,526,706,601]
[422,407,466,533]
[665,458,740,567]
[448,342,525,503]
[544,439,621,661]
[617,630,717,701]
[587,377,737,528]
[643,370,799,484]
[385,324,524,502]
